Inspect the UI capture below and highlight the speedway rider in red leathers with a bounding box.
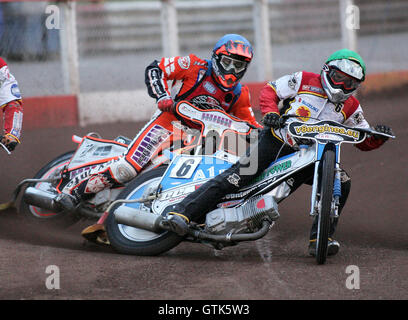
[0,57,23,152]
[163,49,393,257]
[56,34,261,239]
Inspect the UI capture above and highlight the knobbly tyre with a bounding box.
[10,101,255,239]
[103,113,395,264]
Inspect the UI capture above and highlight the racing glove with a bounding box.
[355,124,393,151]
[157,96,174,112]
[262,112,281,129]
[372,124,394,141]
[1,133,19,152]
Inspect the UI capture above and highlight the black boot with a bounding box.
[308,173,351,257]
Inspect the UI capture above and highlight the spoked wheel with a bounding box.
[106,166,183,256]
[19,151,81,228]
[316,149,335,265]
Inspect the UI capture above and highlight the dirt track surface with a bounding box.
[0,90,407,301]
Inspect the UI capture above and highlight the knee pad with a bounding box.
[108,157,138,184]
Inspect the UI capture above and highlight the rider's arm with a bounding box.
[1,100,23,143]
[259,72,303,116]
[229,86,262,128]
[145,54,202,102]
[145,59,172,102]
[0,58,23,145]
[342,98,386,151]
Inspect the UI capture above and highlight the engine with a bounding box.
[205,194,279,235]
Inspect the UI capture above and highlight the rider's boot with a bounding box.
[308,238,340,256]
[55,157,138,243]
[308,170,350,257]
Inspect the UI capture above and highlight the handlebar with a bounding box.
[0,141,11,155]
[278,114,396,139]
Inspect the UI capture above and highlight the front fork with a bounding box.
[309,150,341,218]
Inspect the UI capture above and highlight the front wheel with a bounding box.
[106,166,183,256]
[316,149,335,264]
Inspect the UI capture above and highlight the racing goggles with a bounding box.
[328,67,361,91]
[220,55,248,74]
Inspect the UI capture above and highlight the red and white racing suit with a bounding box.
[167,71,389,238]
[260,71,385,151]
[63,54,261,199]
[0,57,23,143]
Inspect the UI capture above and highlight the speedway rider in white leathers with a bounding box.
[164,49,394,257]
[0,57,23,152]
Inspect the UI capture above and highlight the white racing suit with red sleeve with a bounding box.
[258,70,387,240]
[0,57,23,147]
[166,71,388,242]
[260,70,385,151]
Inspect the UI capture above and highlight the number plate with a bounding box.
[169,157,202,179]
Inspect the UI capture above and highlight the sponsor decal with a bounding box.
[288,74,297,90]
[352,112,364,125]
[295,106,311,122]
[178,56,190,69]
[217,200,242,208]
[11,111,23,137]
[79,144,96,157]
[115,164,135,181]
[201,112,232,128]
[84,175,111,194]
[301,84,325,95]
[253,160,292,183]
[92,145,112,157]
[203,81,216,94]
[293,123,360,140]
[131,124,172,167]
[11,84,21,98]
[164,57,175,76]
[256,198,266,209]
[227,173,241,187]
[298,98,319,113]
[190,95,221,109]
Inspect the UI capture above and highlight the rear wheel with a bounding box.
[19,151,81,228]
[106,166,183,256]
[316,149,335,265]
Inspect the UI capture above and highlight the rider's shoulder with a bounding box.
[0,57,7,68]
[181,54,208,69]
[299,71,321,84]
[344,95,360,109]
[342,95,361,118]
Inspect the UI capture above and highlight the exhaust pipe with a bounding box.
[23,187,62,212]
[114,205,163,233]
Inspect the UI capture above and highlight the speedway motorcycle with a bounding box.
[100,108,394,264]
[11,101,255,228]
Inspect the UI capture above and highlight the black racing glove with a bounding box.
[262,112,282,129]
[0,134,19,152]
[372,124,394,141]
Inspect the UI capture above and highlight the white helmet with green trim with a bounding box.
[321,49,366,103]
